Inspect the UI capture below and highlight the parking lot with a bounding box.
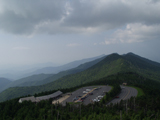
[61,85,111,106]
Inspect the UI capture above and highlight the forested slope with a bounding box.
[0,53,160,102]
[32,54,105,74]
[1,55,105,91]
[1,73,160,119]
[124,52,160,80]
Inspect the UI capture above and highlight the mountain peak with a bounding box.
[1,52,160,102]
[127,52,135,55]
[122,52,136,56]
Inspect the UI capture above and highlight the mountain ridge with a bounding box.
[0,52,160,102]
[0,54,105,80]
[0,54,106,92]
[15,55,106,87]
[30,54,106,75]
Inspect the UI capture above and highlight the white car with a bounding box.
[83,91,88,94]
[98,95,103,98]
[86,89,91,92]
[92,99,100,102]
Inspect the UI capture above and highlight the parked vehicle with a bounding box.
[89,93,93,95]
[73,97,78,101]
[98,95,103,98]
[86,89,91,92]
[92,99,100,102]
[95,88,99,90]
[81,97,85,100]
[97,95,103,100]
[83,91,88,94]
[77,99,83,102]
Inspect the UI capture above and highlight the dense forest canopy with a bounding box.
[0,72,160,119]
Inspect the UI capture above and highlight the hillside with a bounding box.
[2,55,105,89]
[0,78,12,92]
[1,73,160,120]
[5,74,53,88]
[31,55,106,86]
[0,54,105,80]
[0,53,160,102]
[124,52,160,67]
[124,52,160,80]
[31,54,105,74]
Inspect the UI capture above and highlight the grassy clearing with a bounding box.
[129,86,145,97]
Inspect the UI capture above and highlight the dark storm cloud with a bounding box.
[0,0,160,35]
[63,1,132,27]
[0,10,34,34]
[0,0,66,34]
[64,0,160,28]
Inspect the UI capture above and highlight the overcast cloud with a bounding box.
[0,0,160,35]
[0,0,160,71]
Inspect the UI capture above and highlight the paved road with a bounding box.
[62,86,112,106]
[107,86,137,105]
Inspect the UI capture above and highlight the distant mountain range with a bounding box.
[0,54,105,80]
[0,54,105,92]
[0,52,160,102]
[32,54,106,75]
[0,78,12,92]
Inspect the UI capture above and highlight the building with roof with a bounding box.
[19,96,36,103]
[19,91,63,103]
[36,90,62,102]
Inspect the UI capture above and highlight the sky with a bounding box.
[0,0,160,70]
